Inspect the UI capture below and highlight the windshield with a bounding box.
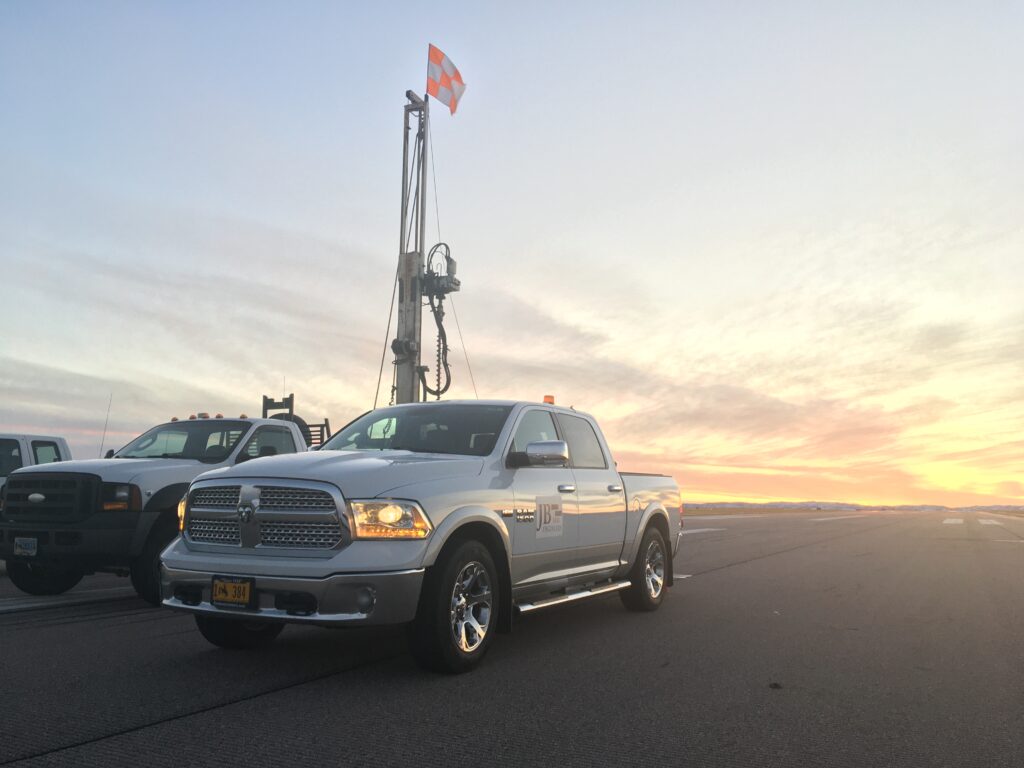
[116,420,250,463]
[322,404,512,457]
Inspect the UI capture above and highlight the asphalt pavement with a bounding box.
[1,510,1022,767]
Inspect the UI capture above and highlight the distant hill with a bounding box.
[684,501,1024,514]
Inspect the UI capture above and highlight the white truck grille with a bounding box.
[259,521,344,549]
[256,487,336,511]
[190,486,241,508]
[188,518,241,545]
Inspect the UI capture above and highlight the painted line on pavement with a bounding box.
[942,519,964,525]
[992,539,1024,544]
[683,514,769,521]
[0,586,137,614]
[810,515,866,522]
[680,528,726,536]
[979,519,1002,526]
[673,574,692,579]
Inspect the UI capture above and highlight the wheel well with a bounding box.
[645,514,674,588]
[433,522,513,633]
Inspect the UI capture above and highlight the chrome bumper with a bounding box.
[160,563,424,626]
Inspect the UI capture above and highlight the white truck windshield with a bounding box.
[116,420,250,463]
[323,404,512,456]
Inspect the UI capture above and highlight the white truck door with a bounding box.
[508,408,580,586]
[555,413,626,571]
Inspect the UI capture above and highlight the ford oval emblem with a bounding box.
[28,493,46,503]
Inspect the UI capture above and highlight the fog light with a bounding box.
[356,587,376,613]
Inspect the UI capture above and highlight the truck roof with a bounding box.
[0,433,68,442]
[375,400,595,419]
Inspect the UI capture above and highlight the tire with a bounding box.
[194,614,284,649]
[131,517,179,605]
[620,525,668,612]
[6,561,84,596]
[409,539,500,674]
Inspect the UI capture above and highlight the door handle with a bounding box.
[607,484,623,493]
[557,484,576,494]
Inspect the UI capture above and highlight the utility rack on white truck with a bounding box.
[162,400,682,673]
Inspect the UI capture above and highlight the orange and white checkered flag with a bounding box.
[426,44,465,115]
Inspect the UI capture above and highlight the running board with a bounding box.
[515,580,632,614]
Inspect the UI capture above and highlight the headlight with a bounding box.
[348,500,432,539]
[101,483,141,512]
[177,497,187,532]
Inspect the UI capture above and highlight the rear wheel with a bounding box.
[410,540,499,673]
[6,562,84,596]
[620,526,667,612]
[194,614,284,649]
[131,516,179,605]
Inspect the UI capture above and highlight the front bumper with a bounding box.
[0,516,139,570]
[161,563,425,626]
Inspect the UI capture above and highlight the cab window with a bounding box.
[241,427,298,459]
[0,438,23,478]
[31,441,63,465]
[510,410,559,453]
[555,414,607,469]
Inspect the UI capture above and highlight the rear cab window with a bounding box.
[242,427,299,459]
[555,414,607,469]
[31,441,63,465]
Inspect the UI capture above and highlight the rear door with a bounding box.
[555,413,626,571]
[508,408,580,586]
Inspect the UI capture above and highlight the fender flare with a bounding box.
[130,483,189,556]
[624,502,674,587]
[421,506,512,568]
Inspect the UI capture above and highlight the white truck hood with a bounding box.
[13,458,207,487]
[195,450,485,499]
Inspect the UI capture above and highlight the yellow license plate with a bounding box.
[211,577,253,607]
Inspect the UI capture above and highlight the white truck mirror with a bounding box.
[524,440,569,467]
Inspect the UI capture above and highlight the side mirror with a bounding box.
[519,440,569,467]
[104,449,115,459]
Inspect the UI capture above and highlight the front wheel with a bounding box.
[130,517,179,605]
[409,540,499,673]
[194,614,284,649]
[6,562,84,596]
[620,526,667,612]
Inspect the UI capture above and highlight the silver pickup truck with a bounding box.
[162,400,681,672]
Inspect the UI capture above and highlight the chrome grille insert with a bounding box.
[190,486,241,508]
[259,521,343,549]
[257,487,336,512]
[188,518,241,546]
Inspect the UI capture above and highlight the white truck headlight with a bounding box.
[348,500,432,539]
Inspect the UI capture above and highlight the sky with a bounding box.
[1,2,1022,506]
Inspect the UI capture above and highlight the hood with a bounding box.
[10,458,205,486]
[195,450,484,499]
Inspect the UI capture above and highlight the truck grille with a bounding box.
[259,521,343,549]
[2,474,99,523]
[187,518,241,545]
[257,487,335,512]
[190,486,241,508]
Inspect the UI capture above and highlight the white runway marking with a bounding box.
[673,574,692,579]
[684,515,769,521]
[979,519,1002,526]
[680,528,726,536]
[810,515,866,522]
[993,539,1024,544]
[943,518,964,525]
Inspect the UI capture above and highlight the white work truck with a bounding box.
[0,434,72,491]
[0,417,307,603]
[162,401,682,673]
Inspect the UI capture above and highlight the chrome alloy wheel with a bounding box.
[644,539,665,599]
[450,561,492,653]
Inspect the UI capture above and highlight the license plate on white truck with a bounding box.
[13,537,38,557]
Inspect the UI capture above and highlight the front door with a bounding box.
[508,408,579,586]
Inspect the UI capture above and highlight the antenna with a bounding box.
[98,391,113,457]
